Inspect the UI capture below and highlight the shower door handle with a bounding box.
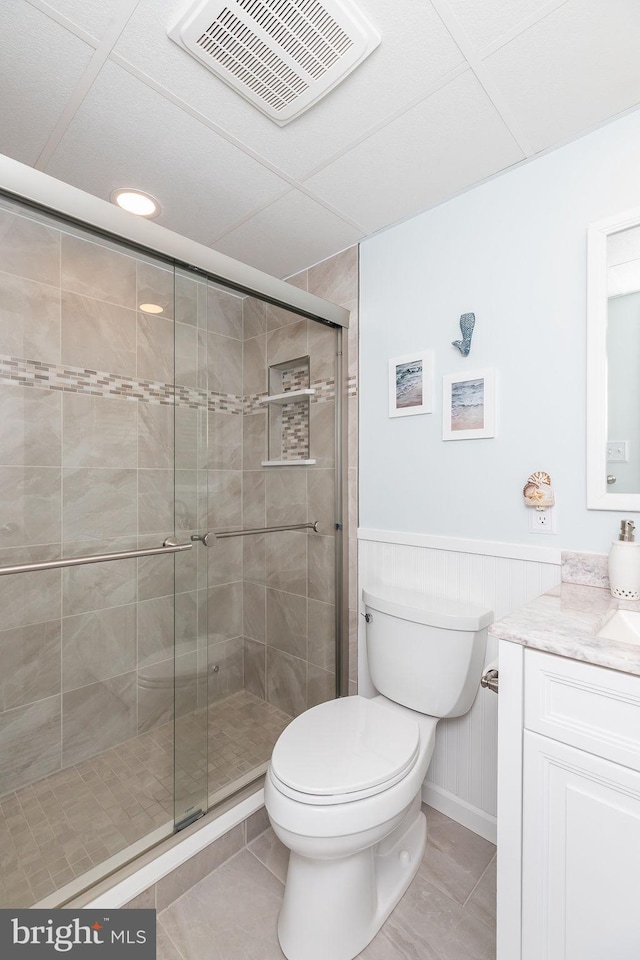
[0,537,193,576]
[190,532,214,547]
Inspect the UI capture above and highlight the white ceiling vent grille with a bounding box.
[168,0,380,125]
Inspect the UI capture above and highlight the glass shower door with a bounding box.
[0,188,345,910]
[172,266,209,829]
[202,284,342,806]
[0,196,207,907]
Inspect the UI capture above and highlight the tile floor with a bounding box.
[0,692,290,908]
[157,805,497,959]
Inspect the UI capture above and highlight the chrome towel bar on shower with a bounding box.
[0,537,193,576]
[212,521,319,539]
[0,522,321,575]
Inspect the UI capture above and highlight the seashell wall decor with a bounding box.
[523,471,555,510]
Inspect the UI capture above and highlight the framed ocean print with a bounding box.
[388,352,434,418]
[442,369,496,440]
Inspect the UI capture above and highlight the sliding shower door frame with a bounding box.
[0,156,351,704]
[0,159,351,834]
[0,156,349,329]
[335,324,350,698]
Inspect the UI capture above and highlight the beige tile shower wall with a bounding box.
[0,197,356,801]
[204,284,245,709]
[241,246,358,713]
[0,201,214,797]
[306,248,359,697]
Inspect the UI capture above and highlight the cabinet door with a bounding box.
[522,731,640,960]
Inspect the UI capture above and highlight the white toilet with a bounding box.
[265,586,493,960]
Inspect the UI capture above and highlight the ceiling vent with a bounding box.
[168,0,380,125]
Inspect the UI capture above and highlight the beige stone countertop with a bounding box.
[489,581,640,677]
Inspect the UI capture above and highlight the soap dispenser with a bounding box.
[608,520,640,599]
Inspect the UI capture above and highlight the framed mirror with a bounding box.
[588,206,640,509]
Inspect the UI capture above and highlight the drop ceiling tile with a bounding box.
[304,70,525,234]
[212,191,363,278]
[0,1,94,165]
[45,60,291,246]
[110,0,466,179]
[443,0,552,51]
[481,0,640,154]
[36,0,126,41]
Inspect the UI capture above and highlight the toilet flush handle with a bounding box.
[362,612,373,623]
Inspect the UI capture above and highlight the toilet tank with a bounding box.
[363,588,493,718]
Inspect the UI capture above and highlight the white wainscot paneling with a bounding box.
[357,531,561,842]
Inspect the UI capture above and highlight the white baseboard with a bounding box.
[422,782,497,845]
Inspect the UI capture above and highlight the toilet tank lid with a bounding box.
[363,587,493,631]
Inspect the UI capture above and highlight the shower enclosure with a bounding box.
[0,185,347,908]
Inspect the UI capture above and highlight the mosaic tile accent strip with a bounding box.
[0,356,342,412]
[210,392,243,415]
[281,399,310,459]
[0,691,290,909]
[0,355,243,414]
[311,377,337,402]
[281,364,309,393]
[245,392,269,414]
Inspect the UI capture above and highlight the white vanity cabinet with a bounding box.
[497,640,640,960]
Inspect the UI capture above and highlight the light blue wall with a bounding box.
[360,108,640,553]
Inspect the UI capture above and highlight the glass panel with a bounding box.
[0,196,178,906]
[173,265,209,828]
[204,289,340,806]
[0,191,344,907]
[204,279,246,807]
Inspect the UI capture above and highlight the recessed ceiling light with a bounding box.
[139,303,164,314]
[111,189,160,218]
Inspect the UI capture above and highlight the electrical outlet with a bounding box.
[528,507,556,534]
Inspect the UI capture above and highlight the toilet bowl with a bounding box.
[266,695,437,960]
[265,587,493,960]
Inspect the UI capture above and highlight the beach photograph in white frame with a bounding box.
[442,369,496,440]
[388,352,434,418]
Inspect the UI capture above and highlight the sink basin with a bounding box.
[597,609,640,644]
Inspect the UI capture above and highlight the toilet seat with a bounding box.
[270,696,420,806]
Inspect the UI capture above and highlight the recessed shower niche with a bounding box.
[261,355,316,466]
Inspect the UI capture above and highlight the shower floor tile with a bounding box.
[0,692,290,909]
